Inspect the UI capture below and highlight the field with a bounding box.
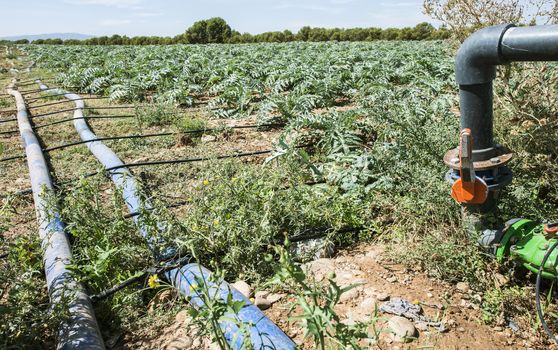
[1,40,558,349]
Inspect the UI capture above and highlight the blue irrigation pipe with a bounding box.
[8,81,105,350]
[37,81,296,350]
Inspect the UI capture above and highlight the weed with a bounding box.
[173,115,208,134]
[267,243,382,349]
[186,268,254,350]
[482,286,530,324]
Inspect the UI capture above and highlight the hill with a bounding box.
[0,33,93,42]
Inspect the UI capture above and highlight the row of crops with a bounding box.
[24,41,459,193]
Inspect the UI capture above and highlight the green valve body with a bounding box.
[496,219,558,279]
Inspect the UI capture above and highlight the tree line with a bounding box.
[2,18,450,46]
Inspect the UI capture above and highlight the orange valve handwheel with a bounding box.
[450,128,489,205]
[451,177,488,204]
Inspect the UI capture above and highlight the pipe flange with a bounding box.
[444,144,513,170]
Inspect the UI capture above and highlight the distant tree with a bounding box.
[411,22,435,40]
[206,17,232,43]
[297,26,312,41]
[185,19,208,43]
[381,28,400,40]
[63,39,81,45]
[184,17,232,44]
[13,39,29,44]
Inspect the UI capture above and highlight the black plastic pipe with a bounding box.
[456,24,558,161]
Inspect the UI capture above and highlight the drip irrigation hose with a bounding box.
[90,256,192,303]
[7,81,105,350]
[40,82,295,350]
[103,149,274,172]
[0,115,136,137]
[0,106,135,124]
[26,92,94,103]
[20,87,80,96]
[0,124,284,162]
[31,105,134,118]
[17,78,53,85]
[0,115,137,137]
[535,240,558,344]
[17,81,53,87]
[33,115,136,130]
[9,141,294,196]
[29,97,111,109]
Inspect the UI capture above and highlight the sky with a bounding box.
[0,0,434,37]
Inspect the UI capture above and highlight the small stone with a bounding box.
[427,292,433,298]
[494,273,509,287]
[388,316,417,343]
[446,319,457,327]
[359,298,377,314]
[386,276,398,283]
[175,310,190,324]
[339,287,359,303]
[456,282,470,293]
[458,327,465,332]
[255,296,272,310]
[415,322,428,331]
[267,293,285,304]
[209,342,221,350]
[231,280,252,299]
[376,292,390,301]
[255,290,270,300]
[493,326,503,332]
[201,134,217,143]
[303,258,335,281]
[148,289,176,311]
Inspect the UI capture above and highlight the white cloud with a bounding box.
[99,19,132,26]
[64,0,143,8]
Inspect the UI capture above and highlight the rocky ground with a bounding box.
[119,244,556,350]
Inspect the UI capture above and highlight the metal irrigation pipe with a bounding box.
[40,81,296,349]
[7,81,105,350]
